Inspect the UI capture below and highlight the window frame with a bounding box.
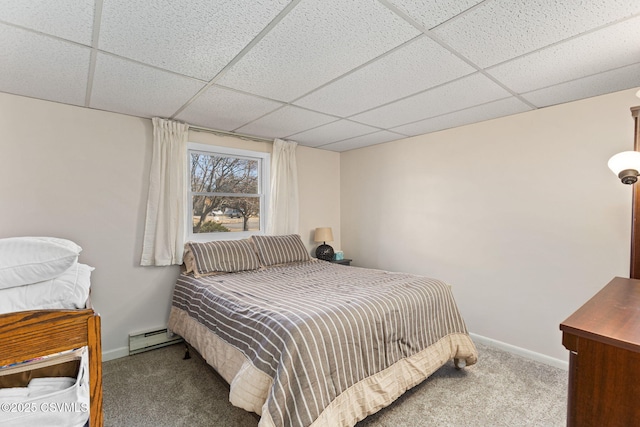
[186,142,270,242]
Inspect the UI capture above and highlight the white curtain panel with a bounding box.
[140,118,189,266]
[267,139,299,235]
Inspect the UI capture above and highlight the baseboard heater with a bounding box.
[129,328,183,355]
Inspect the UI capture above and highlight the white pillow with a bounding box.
[0,263,94,315]
[0,237,82,289]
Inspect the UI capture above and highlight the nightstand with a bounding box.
[329,258,352,266]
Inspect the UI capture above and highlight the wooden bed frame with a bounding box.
[0,308,103,427]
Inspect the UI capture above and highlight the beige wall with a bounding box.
[0,92,340,359]
[341,88,639,362]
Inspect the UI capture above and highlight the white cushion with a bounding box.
[0,237,82,289]
[0,263,93,315]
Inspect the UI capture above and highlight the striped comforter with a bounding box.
[169,260,476,427]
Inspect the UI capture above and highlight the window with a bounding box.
[187,143,269,241]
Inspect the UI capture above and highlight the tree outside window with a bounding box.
[188,147,267,237]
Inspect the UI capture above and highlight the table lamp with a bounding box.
[314,227,334,261]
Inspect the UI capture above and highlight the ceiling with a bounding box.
[1,1,639,152]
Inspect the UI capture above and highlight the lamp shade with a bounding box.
[314,227,333,243]
[608,151,640,175]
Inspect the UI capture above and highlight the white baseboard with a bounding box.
[470,333,569,371]
[102,346,129,362]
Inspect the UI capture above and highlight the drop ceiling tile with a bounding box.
[218,0,421,102]
[351,73,512,129]
[433,0,640,68]
[0,0,94,45]
[175,86,283,131]
[488,16,640,94]
[0,23,89,106]
[290,120,379,147]
[386,0,484,29]
[90,53,206,119]
[319,130,406,152]
[522,62,640,108]
[294,36,475,117]
[392,97,533,136]
[235,106,336,139]
[99,0,291,80]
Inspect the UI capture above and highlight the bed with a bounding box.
[0,237,102,427]
[168,235,477,427]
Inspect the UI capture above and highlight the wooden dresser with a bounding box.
[560,277,640,427]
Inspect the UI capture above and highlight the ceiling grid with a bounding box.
[0,0,638,151]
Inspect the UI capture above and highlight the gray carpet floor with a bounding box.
[102,342,567,427]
